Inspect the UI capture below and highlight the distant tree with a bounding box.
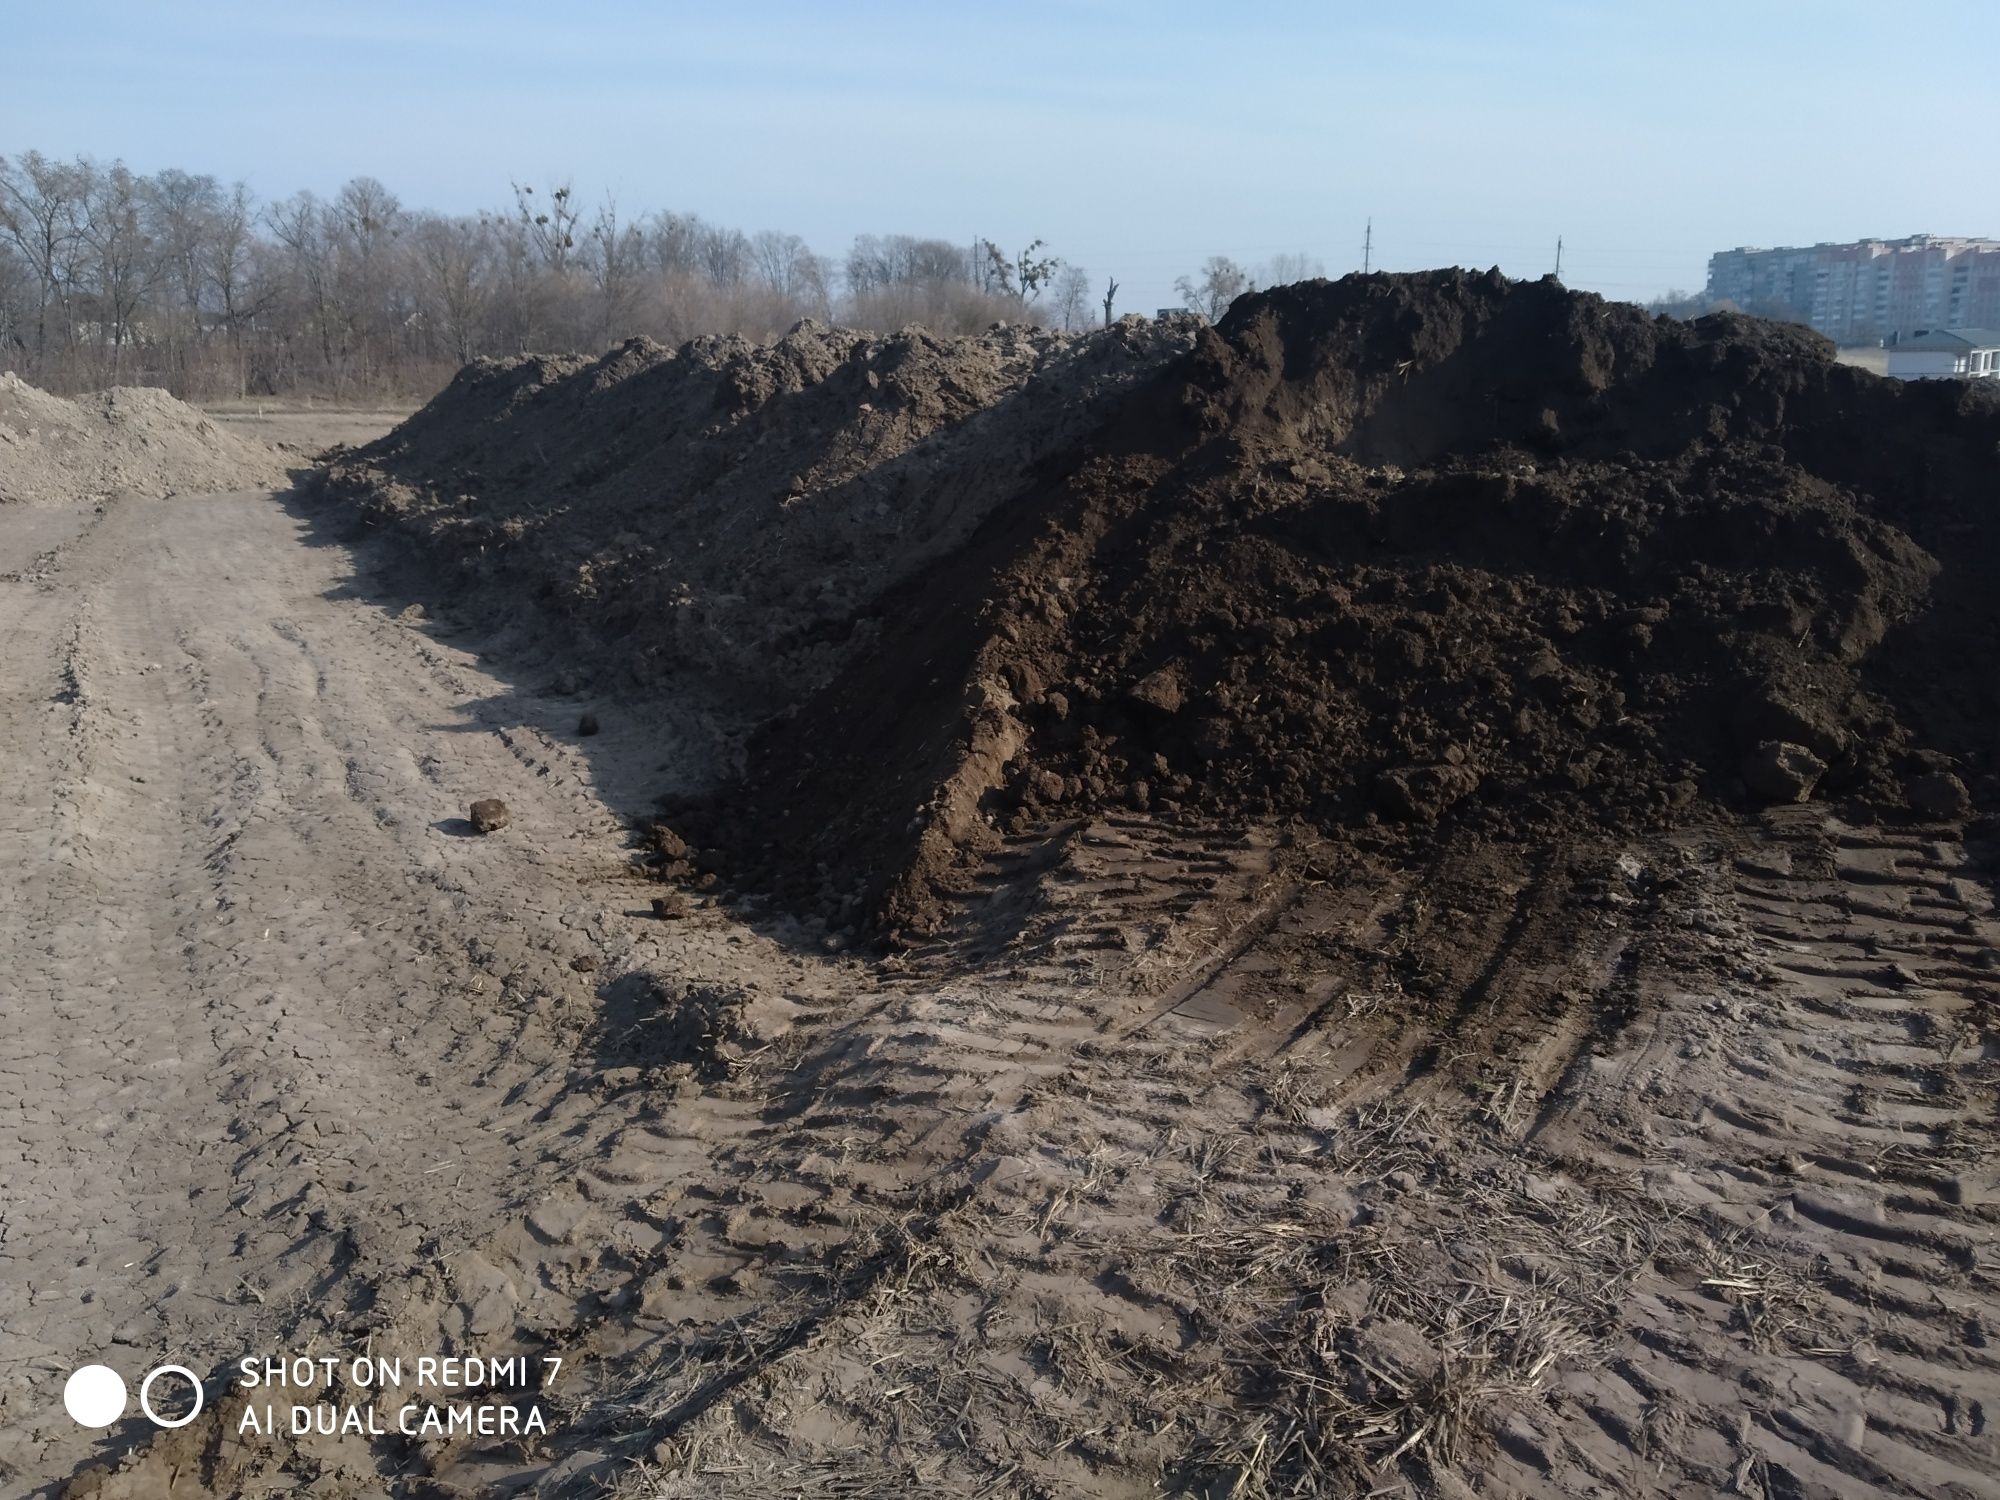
[205,182,263,394]
[1051,264,1092,330]
[1102,276,1119,327]
[145,168,222,344]
[0,243,29,354]
[750,230,809,298]
[697,222,750,287]
[266,190,340,378]
[513,181,578,272]
[1175,255,1249,321]
[331,177,404,385]
[1259,251,1324,286]
[845,233,967,294]
[80,161,156,377]
[412,213,490,363]
[982,238,1061,306]
[0,146,1094,399]
[585,197,647,343]
[645,210,702,278]
[0,150,88,358]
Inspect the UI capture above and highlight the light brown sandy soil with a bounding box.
[0,470,840,1497]
[200,404,415,458]
[9,428,2000,1498]
[0,377,292,505]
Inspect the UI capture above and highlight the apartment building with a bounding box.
[1706,236,2000,345]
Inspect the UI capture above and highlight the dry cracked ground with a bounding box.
[3,415,2000,1499]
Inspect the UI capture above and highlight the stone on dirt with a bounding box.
[1376,763,1483,823]
[469,798,512,833]
[1127,667,1185,715]
[1906,770,1972,821]
[1742,741,1827,804]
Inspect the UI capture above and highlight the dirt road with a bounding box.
[0,485,820,1495]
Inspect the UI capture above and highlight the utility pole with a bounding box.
[1363,219,1373,275]
[1554,236,1563,280]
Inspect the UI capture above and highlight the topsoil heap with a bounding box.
[319,270,2000,941]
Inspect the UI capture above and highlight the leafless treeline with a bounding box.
[0,150,1082,401]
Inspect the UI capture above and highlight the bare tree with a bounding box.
[0,150,88,359]
[645,211,702,278]
[0,243,30,355]
[697,223,750,288]
[80,161,155,378]
[412,213,490,364]
[484,206,544,352]
[331,177,403,388]
[1259,251,1324,286]
[513,182,579,272]
[267,190,340,383]
[205,182,263,393]
[982,238,1061,306]
[1051,264,1092,330]
[585,198,646,344]
[1102,276,1119,327]
[1175,255,1250,321]
[751,230,812,299]
[0,148,1087,398]
[145,168,222,383]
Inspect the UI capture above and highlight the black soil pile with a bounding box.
[319,273,2000,944]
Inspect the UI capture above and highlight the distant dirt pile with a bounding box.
[319,274,2000,942]
[0,372,289,504]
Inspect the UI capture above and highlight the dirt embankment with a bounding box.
[317,274,2000,943]
[0,373,291,504]
[316,318,1198,721]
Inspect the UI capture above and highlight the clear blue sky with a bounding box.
[5,0,1996,315]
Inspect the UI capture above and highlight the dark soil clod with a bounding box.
[469,797,511,833]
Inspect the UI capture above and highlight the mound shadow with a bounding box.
[266,352,1083,965]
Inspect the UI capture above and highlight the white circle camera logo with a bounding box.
[62,1366,125,1428]
[63,1364,203,1429]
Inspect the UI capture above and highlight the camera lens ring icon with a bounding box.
[138,1365,203,1429]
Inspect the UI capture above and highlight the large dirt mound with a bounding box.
[318,317,1198,719]
[317,273,2000,944]
[689,273,2000,939]
[0,373,289,504]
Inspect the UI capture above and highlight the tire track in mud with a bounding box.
[410,808,2000,1499]
[0,492,831,1498]
[1508,812,2000,1499]
[61,749,2000,1499]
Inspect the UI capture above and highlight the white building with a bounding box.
[1883,328,2000,381]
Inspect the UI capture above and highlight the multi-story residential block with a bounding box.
[1705,236,2000,345]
